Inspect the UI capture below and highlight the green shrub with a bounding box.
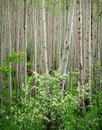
[0,71,102,130]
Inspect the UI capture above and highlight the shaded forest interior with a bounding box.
[0,0,102,130]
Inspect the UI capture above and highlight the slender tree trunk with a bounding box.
[8,0,12,114]
[77,0,84,110]
[83,0,86,80]
[58,0,62,68]
[32,0,37,96]
[0,0,4,108]
[33,1,37,72]
[97,0,101,65]
[88,0,92,101]
[23,0,27,87]
[59,0,75,74]
[42,0,48,74]
[59,0,76,98]
[15,1,19,101]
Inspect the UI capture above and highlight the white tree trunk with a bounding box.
[59,0,76,98]
[88,0,92,101]
[23,0,27,87]
[42,0,48,74]
[77,0,84,109]
[33,4,37,72]
[8,0,12,114]
[59,0,76,75]
[16,1,20,101]
[0,0,4,108]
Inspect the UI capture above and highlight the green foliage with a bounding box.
[0,64,11,76]
[0,52,24,77]
[76,91,102,130]
[27,61,31,67]
[0,71,102,130]
[93,58,102,92]
[6,52,25,64]
[59,94,78,130]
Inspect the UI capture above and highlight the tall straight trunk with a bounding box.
[19,6,24,87]
[58,0,62,68]
[42,0,48,74]
[33,1,37,72]
[8,0,12,114]
[88,0,92,101]
[77,0,84,109]
[59,0,76,74]
[85,1,89,81]
[50,2,56,68]
[39,4,43,73]
[97,0,101,65]
[47,8,52,70]
[0,0,4,107]
[23,0,27,87]
[59,0,76,98]
[16,1,20,101]
[32,0,37,96]
[83,0,86,80]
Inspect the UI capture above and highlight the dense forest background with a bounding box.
[0,0,102,130]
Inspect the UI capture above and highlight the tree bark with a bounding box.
[23,0,27,87]
[8,0,12,114]
[42,0,48,74]
[77,0,84,109]
[59,0,76,98]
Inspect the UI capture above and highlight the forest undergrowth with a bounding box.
[0,66,102,130]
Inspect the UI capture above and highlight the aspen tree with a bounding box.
[83,0,87,80]
[98,6,102,90]
[16,1,20,101]
[60,0,75,74]
[63,0,67,39]
[85,0,89,80]
[77,0,84,109]
[72,12,77,69]
[38,2,42,73]
[88,0,92,101]
[73,11,78,69]
[58,0,62,68]
[19,4,24,87]
[55,1,60,70]
[33,1,37,72]
[8,0,12,114]
[100,17,102,66]
[42,0,48,74]
[52,1,55,70]
[91,0,93,79]
[59,0,76,96]
[0,0,4,107]
[23,0,27,87]
[97,0,101,65]
[31,1,34,71]
[39,3,43,73]
[32,0,37,96]
[47,2,52,70]
[47,1,55,71]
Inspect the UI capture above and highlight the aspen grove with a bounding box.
[0,0,102,130]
